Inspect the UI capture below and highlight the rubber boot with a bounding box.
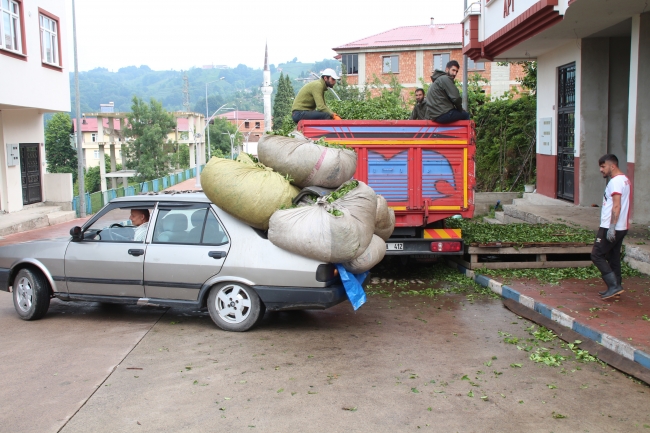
[600,272,624,300]
[599,275,622,296]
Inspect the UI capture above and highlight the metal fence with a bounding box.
[73,166,202,217]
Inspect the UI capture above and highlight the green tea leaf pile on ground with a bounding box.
[445,218,595,245]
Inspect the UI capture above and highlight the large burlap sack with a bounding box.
[374,195,395,241]
[200,155,300,230]
[331,180,377,251]
[342,235,386,274]
[257,133,357,188]
[268,180,377,262]
[268,198,363,263]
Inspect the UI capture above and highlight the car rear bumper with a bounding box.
[0,268,10,292]
[253,284,347,311]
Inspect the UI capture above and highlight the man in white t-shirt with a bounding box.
[590,154,631,300]
[130,209,150,242]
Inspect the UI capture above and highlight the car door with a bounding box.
[64,202,155,297]
[143,203,229,301]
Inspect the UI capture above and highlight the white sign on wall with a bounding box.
[538,118,553,155]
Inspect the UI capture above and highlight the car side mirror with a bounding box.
[70,226,83,241]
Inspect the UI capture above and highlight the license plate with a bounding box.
[386,243,404,251]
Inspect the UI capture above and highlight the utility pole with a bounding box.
[462,0,469,112]
[72,0,85,217]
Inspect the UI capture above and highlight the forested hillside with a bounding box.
[68,58,339,117]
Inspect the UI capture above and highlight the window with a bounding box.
[93,150,100,159]
[39,11,60,66]
[433,53,450,71]
[468,59,485,70]
[255,122,260,129]
[153,207,228,245]
[341,53,358,75]
[382,55,399,74]
[83,205,154,243]
[0,0,22,54]
[244,121,250,129]
[91,133,97,142]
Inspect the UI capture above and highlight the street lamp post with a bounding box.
[221,117,249,160]
[205,103,236,158]
[205,78,226,161]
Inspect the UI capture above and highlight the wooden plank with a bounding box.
[502,299,650,385]
[460,260,593,270]
[467,246,592,255]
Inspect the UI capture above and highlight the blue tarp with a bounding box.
[335,264,368,311]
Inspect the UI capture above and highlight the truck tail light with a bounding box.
[430,241,462,252]
[316,264,338,282]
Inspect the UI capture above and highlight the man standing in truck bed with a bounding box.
[291,69,341,123]
[425,60,470,124]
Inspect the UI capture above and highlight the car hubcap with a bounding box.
[216,284,251,324]
[16,277,33,312]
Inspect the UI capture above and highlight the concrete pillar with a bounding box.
[415,50,424,86]
[358,53,366,87]
[189,143,196,167]
[608,37,631,165]
[630,12,650,224]
[99,144,107,192]
[109,144,117,189]
[579,38,610,207]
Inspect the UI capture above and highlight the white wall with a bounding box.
[481,0,570,41]
[536,42,581,156]
[0,109,46,212]
[43,172,72,202]
[0,0,70,111]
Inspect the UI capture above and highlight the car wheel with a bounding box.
[207,282,262,332]
[12,268,50,321]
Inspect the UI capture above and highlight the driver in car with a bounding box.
[130,209,150,242]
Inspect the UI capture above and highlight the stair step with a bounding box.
[494,211,505,222]
[483,217,503,225]
[47,211,77,226]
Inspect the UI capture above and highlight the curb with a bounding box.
[448,261,650,373]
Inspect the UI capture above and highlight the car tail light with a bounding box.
[430,241,462,252]
[316,264,338,282]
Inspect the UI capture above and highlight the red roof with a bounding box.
[334,24,462,50]
[217,110,265,121]
[72,117,123,132]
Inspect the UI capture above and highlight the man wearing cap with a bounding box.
[291,68,342,123]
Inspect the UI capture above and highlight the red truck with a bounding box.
[297,120,476,261]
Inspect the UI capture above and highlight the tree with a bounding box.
[123,96,176,182]
[170,143,190,168]
[44,112,78,181]
[272,73,295,132]
[207,117,242,159]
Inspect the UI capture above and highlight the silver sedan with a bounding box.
[0,193,344,331]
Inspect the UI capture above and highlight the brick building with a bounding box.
[333,19,523,100]
[216,110,265,155]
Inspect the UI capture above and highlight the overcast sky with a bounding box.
[65,0,464,72]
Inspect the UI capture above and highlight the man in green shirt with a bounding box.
[425,60,470,123]
[292,68,341,123]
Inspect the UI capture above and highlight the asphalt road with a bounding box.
[1,272,649,433]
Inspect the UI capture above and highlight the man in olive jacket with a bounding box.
[291,68,341,123]
[425,60,470,123]
[409,88,427,120]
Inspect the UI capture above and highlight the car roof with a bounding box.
[110,191,212,204]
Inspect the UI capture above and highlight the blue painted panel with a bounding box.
[162,177,168,188]
[368,150,408,201]
[153,179,159,192]
[634,350,650,370]
[534,303,553,319]
[501,286,520,302]
[475,274,491,287]
[422,150,456,200]
[572,322,602,343]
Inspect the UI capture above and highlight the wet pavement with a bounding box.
[0,257,649,432]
